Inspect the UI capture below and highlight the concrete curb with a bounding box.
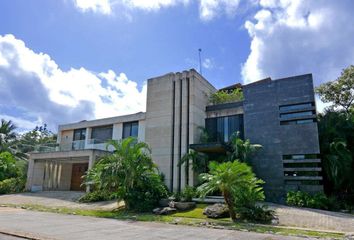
[0,229,57,240]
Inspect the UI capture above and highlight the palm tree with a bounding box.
[228,132,262,163]
[197,160,264,221]
[0,119,17,153]
[84,137,167,210]
[180,149,208,174]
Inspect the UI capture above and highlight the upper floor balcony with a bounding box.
[32,139,112,153]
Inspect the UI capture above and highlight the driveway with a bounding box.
[0,207,318,240]
[0,191,117,210]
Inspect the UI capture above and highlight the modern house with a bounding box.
[26,69,323,201]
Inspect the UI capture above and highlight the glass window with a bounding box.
[279,103,313,111]
[280,111,314,120]
[91,125,113,143]
[123,121,139,139]
[73,128,86,141]
[205,114,244,142]
[280,119,315,125]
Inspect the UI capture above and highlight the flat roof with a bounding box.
[58,112,146,131]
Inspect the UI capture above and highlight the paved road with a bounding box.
[1,192,353,232]
[0,234,24,240]
[0,207,317,240]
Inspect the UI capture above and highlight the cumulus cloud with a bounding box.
[72,0,241,20]
[74,0,112,14]
[0,34,146,131]
[199,0,240,21]
[242,0,354,85]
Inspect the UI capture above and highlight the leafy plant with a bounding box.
[286,191,338,210]
[197,160,265,222]
[237,205,275,223]
[0,177,25,194]
[181,186,196,202]
[227,132,262,163]
[180,150,208,175]
[0,152,19,181]
[209,88,244,105]
[78,190,118,203]
[83,137,168,211]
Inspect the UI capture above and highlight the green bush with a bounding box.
[122,172,168,212]
[0,178,25,194]
[0,152,19,181]
[209,89,244,105]
[78,190,118,203]
[180,186,196,202]
[237,206,275,223]
[286,191,338,210]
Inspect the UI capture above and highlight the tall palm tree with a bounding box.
[0,119,17,153]
[197,160,264,221]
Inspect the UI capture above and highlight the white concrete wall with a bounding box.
[145,70,216,191]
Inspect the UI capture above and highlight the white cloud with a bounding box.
[74,0,112,14]
[199,0,240,21]
[202,58,214,69]
[71,0,240,20]
[0,34,146,131]
[121,0,190,11]
[242,0,354,85]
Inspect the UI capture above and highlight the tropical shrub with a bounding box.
[180,186,196,202]
[0,177,25,194]
[83,137,168,211]
[286,191,338,210]
[0,152,19,181]
[237,206,274,223]
[209,89,243,105]
[227,132,262,163]
[197,160,267,222]
[78,190,118,203]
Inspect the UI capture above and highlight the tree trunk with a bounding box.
[223,190,236,221]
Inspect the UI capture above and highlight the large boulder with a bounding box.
[203,203,229,219]
[170,201,196,211]
[152,207,177,215]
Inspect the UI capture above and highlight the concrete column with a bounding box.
[25,158,35,191]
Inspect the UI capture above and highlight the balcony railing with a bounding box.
[32,139,110,153]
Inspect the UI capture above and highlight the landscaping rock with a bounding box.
[152,207,177,215]
[174,202,196,211]
[203,203,229,219]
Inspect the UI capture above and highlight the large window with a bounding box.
[91,125,113,143]
[73,128,86,141]
[205,114,244,142]
[123,121,139,139]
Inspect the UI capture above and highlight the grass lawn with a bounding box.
[0,203,345,239]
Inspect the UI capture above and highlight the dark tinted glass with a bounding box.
[280,111,313,119]
[91,125,113,143]
[73,128,86,141]
[279,103,313,111]
[123,121,139,138]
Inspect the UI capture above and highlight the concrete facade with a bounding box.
[26,70,322,202]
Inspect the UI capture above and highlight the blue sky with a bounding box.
[0,0,353,132]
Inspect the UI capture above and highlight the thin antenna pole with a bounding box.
[198,48,202,75]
